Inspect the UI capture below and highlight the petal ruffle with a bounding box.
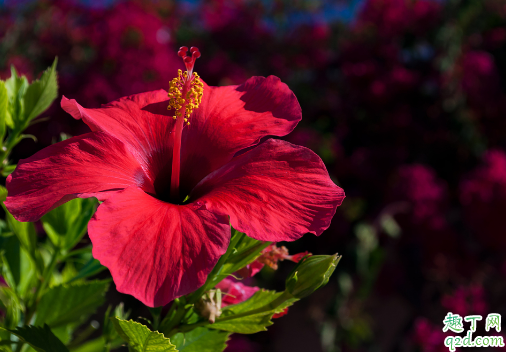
[5,132,148,222]
[61,91,174,182]
[88,186,230,307]
[62,76,301,197]
[179,75,302,195]
[191,139,345,242]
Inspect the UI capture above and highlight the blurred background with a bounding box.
[1,0,506,351]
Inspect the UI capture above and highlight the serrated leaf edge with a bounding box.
[112,318,178,351]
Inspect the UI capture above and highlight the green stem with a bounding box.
[159,298,179,333]
[225,241,271,270]
[0,129,22,168]
[149,307,163,331]
[66,322,99,349]
[25,248,60,324]
[14,341,23,352]
[161,297,188,336]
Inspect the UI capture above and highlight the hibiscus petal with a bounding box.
[191,139,345,242]
[88,186,230,307]
[5,132,148,222]
[180,76,302,195]
[61,91,174,181]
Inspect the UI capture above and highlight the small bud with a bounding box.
[285,254,341,299]
[194,290,222,324]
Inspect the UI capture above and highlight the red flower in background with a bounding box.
[391,164,447,229]
[237,244,310,278]
[216,278,259,307]
[461,51,501,108]
[5,50,344,307]
[80,2,181,105]
[460,149,506,249]
[412,318,453,352]
[441,285,487,316]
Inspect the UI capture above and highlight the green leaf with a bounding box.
[35,280,109,328]
[111,318,177,351]
[41,198,97,251]
[0,236,21,290]
[2,208,44,275]
[172,328,229,352]
[69,336,124,352]
[220,229,268,276]
[0,237,37,299]
[69,336,106,352]
[0,286,22,329]
[0,185,38,268]
[0,190,43,276]
[4,67,25,99]
[66,258,106,284]
[0,324,69,352]
[0,220,9,238]
[4,66,28,127]
[103,303,130,344]
[0,345,12,352]
[0,81,7,141]
[4,211,37,257]
[1,164,16,177]
[211,290,297,334]
[0,185,6,203]
[22,58,58,126]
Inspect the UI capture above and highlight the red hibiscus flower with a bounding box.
[5,48,345,307]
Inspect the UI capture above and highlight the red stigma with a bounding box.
[178,46,201,73]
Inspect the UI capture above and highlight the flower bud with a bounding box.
[194,290,222,324]
[285,254,341,299]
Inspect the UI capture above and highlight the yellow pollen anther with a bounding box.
[167,70,204,126]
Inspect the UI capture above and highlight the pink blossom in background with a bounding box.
[461,51,501,108]
[216,278,259,307]
[0,56,33,81]
[358,0,412,38]
[225,334,259,352]
[411,0,441,34]
[412,318,455,352]
[460,150,506,249]
[441,285,488,316]
[81,2,181,102]
[357,0,441,38]
[390,164,448,229]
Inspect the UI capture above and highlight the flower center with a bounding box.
[168,46,204,203]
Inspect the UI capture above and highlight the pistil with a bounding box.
[168,47,203,203]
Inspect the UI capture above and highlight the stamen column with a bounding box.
[168,47,203,203]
